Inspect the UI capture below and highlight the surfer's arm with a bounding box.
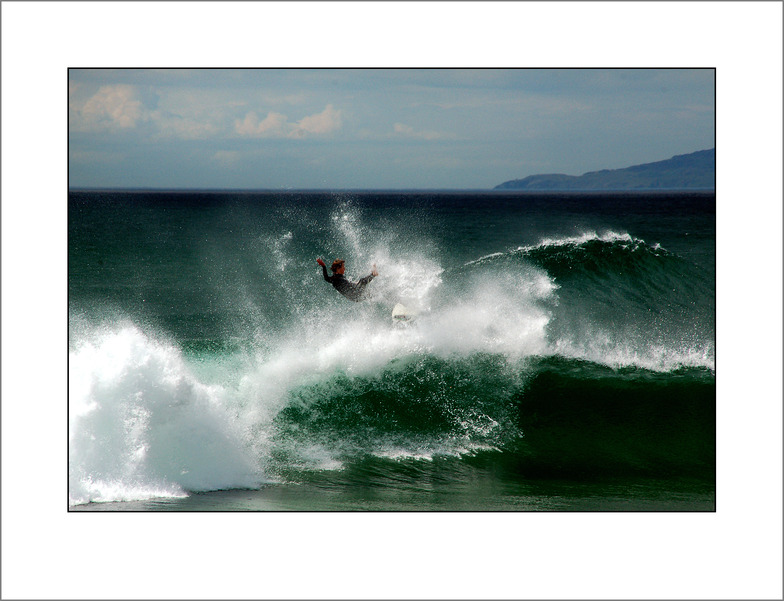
[357,264,378,286]
[317,258,332,283]
[357,274,375,287]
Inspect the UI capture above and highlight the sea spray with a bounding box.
[323,198,445,312]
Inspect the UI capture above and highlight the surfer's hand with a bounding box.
[371,264,378,277]
[317,258,326,267]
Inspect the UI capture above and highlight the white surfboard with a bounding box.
[392,303,417,323]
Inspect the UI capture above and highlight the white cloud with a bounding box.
[235,110,289,137]
[292,104,342,137]
[72,84,344,142]
[234,104,343,139]
[72,82,233,140]
[73,84,147,131]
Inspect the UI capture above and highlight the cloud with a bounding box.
[292,104,342,137]
[71,83,344,143]
[72,83,230,140]
[235,104,342,139]
[73,84,147,131]
[235,110,289,137]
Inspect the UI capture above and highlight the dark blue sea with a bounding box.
[69,190,715,511]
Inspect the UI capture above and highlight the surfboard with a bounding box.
[392,303,417,323]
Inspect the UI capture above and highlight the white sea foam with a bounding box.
[69,324,261,506]
[550,331,715,372]
[416,269,556,359]
[465,230,644,267]
[530,229,635,249]
[373,441,499,462]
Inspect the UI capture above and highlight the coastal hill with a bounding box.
[494,148,715,191]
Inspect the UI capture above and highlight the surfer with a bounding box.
[317,258,378,302]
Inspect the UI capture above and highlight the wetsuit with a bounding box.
[320,264,376,302]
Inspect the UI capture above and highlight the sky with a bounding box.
[68,68,715,190]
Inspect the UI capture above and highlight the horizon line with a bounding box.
[68,186,716,193]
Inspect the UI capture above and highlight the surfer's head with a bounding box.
[331,259,345,274]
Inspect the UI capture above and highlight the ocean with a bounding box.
[68,189,715,511]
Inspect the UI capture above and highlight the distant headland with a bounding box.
[494,148,715,191]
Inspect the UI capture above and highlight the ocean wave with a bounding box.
[68,317,714,505]
[524,229,647,251]
[69,246,712,506]
[466,230,673,270]
[458,231,714,372]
